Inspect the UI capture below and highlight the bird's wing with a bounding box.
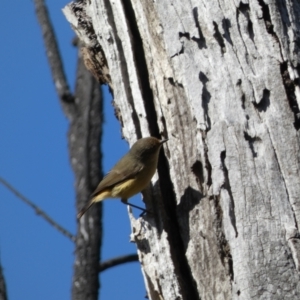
[91,160,143,197]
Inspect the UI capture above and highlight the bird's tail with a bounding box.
[77,199,95,219]
[77,190,110,219]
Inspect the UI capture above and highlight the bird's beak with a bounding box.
[160,138,168,144]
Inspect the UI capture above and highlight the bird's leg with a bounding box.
[121,199,151,216]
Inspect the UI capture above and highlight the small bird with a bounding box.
[77,136,168,219]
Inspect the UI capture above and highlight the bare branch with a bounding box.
[33,0,74,104]
[0,263,7,300]
[99,254,139,272]
[0,176,75,242]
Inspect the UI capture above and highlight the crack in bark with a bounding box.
[280,61,300,130]
[236,4,256,74]
[170,43,185,58]
[204,153,212,187]
[220,151,238,238]
[119,1,200,298]
[200,129,212,187]
[238,2,254,42]
[191,160,204,192]
[257,0,284,59]
[296,64,300,86]
[100,0,142,138]
[120,0,159,138]
[157,152,201,300]
[236,80,246,111]
[243,131,262,158]
[170,31,190,57]
[213,195,234,281]
[253,88,270,112]
[192,7,207,49]
[167,77,183,88]
[179,32,190,40]
[241,93,246,109]
[221,18,233,46]
[213,21,226,54]
[265,127,298,232]
[257,0,274,34]
[199,72,211,131]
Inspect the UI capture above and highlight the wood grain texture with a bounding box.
[64,0,300,298]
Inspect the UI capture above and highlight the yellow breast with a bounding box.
[111,155,158,199]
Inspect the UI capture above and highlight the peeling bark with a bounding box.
[64,0,300,299]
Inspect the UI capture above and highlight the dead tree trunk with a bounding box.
[64,0,300,299]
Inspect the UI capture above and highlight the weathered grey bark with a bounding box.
[64,0,300,299]
[70,52,103,300]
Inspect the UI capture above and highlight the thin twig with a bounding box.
[0,176,75,242]
[99,254,139,272]
[33,0,74,104]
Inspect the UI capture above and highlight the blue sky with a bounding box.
[0,1,144,299]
